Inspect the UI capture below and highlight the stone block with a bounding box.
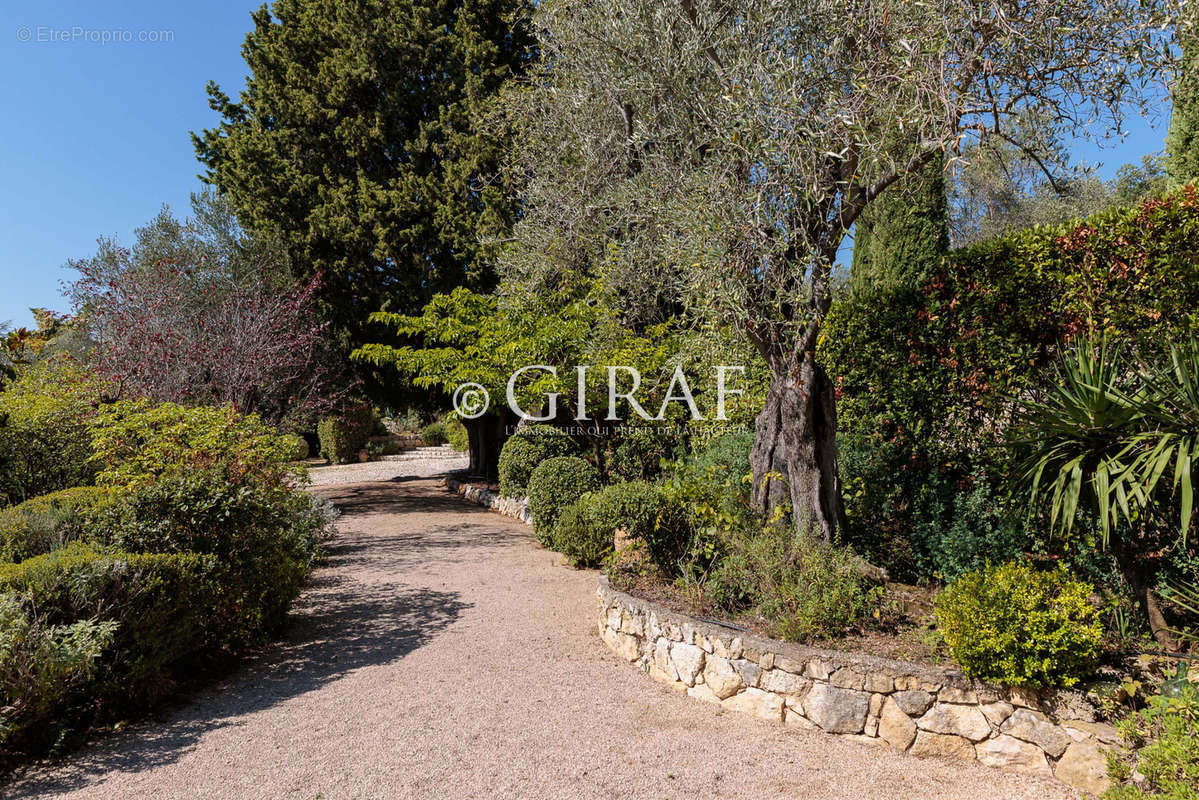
[910,731,976,761]
[802,684,869,734]
[1001,709,1071,758]
[878,697,917,751]
[722,688,785,722]
[1055,740,1113,795]
[891,689,934,716]
[670,643,705,686]
[917,703,991,742]
[975,735,1052,775]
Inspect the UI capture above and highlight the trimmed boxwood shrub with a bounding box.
[89,473,320,647]
[552,493,609,567]
[497,426,578,497]
[317,403,375,464]
[420,421,449,445]
[934,561,1103,687]
[526,456,599,545]
[0,486,115,563]
[444,415,468,452]
[593,481,691,574]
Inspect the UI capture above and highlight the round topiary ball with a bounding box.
[552,492,611,567]
[497,427,578,497]
[934,561,1103,688]
[526,455,599,546]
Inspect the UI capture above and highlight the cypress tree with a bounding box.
[193,0,534,385]
[850,155,949,295]
[1167,24,1199,182]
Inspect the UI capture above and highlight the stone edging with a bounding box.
[444,475,531,524]
[441,476,1116,792]
[597,576,1118,794]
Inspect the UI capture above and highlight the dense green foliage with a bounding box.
[497,427,579,497]
[420,422,449,446]
[851,156,949,294]
[0,593,115,749]
[92,400,303,489]
[195,0,534,388]
[699,527,882,643]
[90,475,323,647]
[551,493,612,567]
[934,562,1103,687]
[444,415,469,452]
[317,404,375,464]
[0,542,219,746]
[1105,679,1199,799]
[526,456,599,545]
[0,360,103,507]
[825,184,1199,580]
[0,487,115,563]
[1167,27,1199,182]
[591,481,691,575]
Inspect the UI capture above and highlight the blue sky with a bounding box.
[0,2,1178,329]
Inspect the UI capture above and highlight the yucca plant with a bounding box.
[1017,340,1142,543]
[1016,337,1199,649]
[1126,337,1199,544]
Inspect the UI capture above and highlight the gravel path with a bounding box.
[5,461,1077,799]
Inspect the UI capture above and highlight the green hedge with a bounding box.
[89,473,319,647]
[317,403,375,464]
[0,542,220,739]
[0,486,115,563]
[823,184,1199,580]
[934,561,1103,687]
[497,426,578,497]
[527,456,599,545]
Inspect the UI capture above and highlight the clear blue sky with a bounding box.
[0,2,1178,329]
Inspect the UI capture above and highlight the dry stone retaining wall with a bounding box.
[442,477,1116,793]
[598,577,1119,794]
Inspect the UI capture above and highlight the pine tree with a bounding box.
[193,0,534,382]
[850,156,949,295]
[1167,24,1199,182]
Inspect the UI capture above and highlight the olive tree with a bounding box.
[499,0,1177,539]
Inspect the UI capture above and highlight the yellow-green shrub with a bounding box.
[935,561,1103,687]
[90,400,302,489]
[0,359,105,506]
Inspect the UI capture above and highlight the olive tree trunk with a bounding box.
[749,354,844,541]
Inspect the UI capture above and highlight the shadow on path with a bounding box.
[5,482,471,798]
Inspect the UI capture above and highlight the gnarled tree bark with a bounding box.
[749,353,844,541]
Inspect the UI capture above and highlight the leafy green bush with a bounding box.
[0,593,116,748]
[316,402,375,464]
[420,421,449,445]
[0,486,115,563]
[914,473,1030,583]
[552,493,610,567]
[444,415,468,452]
[592,481,691,574]
[934,561,1103,687]
[697,527,882,642]
[91,400,302,489]
[1104,678,1199,799]
[0,542,220,705]
[497,426,578,497]
[0,359,103,506]
[526,456,599,545]
[606,428,683,482]
[89,473,323,647]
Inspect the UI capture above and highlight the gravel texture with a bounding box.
[5,466,1077,799]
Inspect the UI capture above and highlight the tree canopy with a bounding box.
[194,0,535,390]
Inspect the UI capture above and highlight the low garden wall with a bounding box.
[597,577,1121,794]
[445,475,531,523]
[443,476,1117,793]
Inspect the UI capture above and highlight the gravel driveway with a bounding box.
[5,459,1077,799]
